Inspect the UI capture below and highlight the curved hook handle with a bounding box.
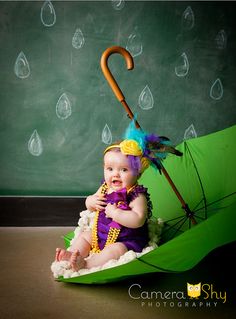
[100,46,134,102]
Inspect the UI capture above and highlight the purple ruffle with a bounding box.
[97,185,152,252]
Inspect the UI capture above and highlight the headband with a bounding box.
[104,119,182,174]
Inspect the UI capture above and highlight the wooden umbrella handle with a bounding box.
[100,46,134,102]
[100,46,141,128]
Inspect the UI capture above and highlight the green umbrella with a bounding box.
[58,124,236,284]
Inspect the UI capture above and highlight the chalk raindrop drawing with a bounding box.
[72,28,85,49]
[215,29,227,50]
[56,93,72,120]
[184,124,197,140]
[111,0,125,11]
[14,51,30,79]
[28,130,43,156]
[40,0,56,27]
[102,124,112,145]
[126,28,143,58]
[210,78,223,100]
[181,6,195,31]
[175,52,189,77]
[138,85,154,110]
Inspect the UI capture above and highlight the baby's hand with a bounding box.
[105,203,117,219]
[86,194,107,211]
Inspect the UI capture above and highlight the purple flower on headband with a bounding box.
[127,155,141,176]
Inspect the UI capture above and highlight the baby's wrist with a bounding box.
[110,207,120,220]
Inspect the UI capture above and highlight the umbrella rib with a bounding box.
[185,142,208,219]
[162,216,187,236]
[194,192,236,213]
[171,216,189,238]
[199,205,231,213]
[163,216,186,229]
[164,215,187,223]
[192,198,205,212]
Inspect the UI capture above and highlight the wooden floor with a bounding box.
[0,227,235,319]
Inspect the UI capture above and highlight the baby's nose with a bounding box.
[113,170,120,177]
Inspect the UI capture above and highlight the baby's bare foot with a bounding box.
[70,251,86,272]
[55,248,72,262]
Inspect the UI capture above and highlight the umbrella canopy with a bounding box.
[59,124,236,284]
[141,123,236,240]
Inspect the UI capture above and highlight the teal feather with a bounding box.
[123,118,147,151]
[123,118,182,173]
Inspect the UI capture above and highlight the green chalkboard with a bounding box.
[0,1,236,196]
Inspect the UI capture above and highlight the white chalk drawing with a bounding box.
[111,0,125,11]
[40,0,56,27]
[210,78,223,100]
[102,124,112,145]
[72,28,85,49]
[215,29,227,50]
[181,6,195,31]
[126,28,142,58]
[175,52,189,77]
[28,130,43,156]
[138,85,154,110]
[184,124,197,140]
[56,93,72,120]
[14,51,30,79]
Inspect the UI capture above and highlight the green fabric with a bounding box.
[139,202,236,272]
[141,124,236,230]
[59,125,236,284]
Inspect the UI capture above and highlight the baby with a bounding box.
[54,123,181,272]
[55,139,152,271]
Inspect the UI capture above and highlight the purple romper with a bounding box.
[97,185,152,253]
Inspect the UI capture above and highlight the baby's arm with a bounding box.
[105,194,148,228]
[85,186,107,211]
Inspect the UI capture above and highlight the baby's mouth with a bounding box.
[112,179,122,187]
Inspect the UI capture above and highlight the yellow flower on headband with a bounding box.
[119,140,142,156]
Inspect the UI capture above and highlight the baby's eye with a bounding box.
[121,168,128,172]
[106,167,113,171]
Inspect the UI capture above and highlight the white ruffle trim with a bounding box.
[51,210,163,279]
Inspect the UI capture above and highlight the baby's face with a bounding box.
[104,150,138,192]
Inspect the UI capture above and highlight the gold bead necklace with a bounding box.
[91,183,138,253]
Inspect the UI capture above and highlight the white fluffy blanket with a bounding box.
[51,210,163,279]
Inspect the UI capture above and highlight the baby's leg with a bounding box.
[85,242,128,269]
[69,230,92,257]
[70,251,86,272]
[55,231,92,262]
